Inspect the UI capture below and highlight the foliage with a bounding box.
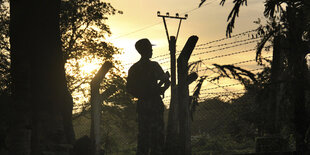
[0,0,136,151]
[190,66,275,153]
[199,0,310,152]
[0,1,10,153]
[59,0,124,107]
[212,64,257,84]
[199,0,248,36]
[191,97,257,154]
[73,101,138,154]
[0,0,10,94]
[60,0,122,61]
[199,0,310,39]
[0,0,127,106]
[190,76,206,121]
[59,0,139,151]
[192,134,255,154]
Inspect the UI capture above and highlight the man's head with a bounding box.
[135,38,154,59]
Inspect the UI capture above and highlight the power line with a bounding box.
[111,1,216,39]
[112,22,163,39]
[183,0,217,14]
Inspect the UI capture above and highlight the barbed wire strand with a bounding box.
[195,29,257,47]
[157,40,260,65]
[123,31,261,66]
[195,36,262,50]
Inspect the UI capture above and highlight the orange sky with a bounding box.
[105,0,266,63]
[101,0,271,101]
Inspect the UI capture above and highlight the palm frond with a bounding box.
[225,0,248,37]
[256,28,275,63]
[190,76,207,121]
[212,64,257,84]
[199,0,247,37]
[199,0,206,7]
[264,0,286,18]
[189,60,203,72]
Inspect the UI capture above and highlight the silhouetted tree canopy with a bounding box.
[0,0,10,94]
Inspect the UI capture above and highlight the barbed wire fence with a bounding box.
[72,29,272,154]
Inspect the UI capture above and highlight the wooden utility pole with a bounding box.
[157,12,187,154]
[90,61,112,155]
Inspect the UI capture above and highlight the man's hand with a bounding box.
[158,71,171,96]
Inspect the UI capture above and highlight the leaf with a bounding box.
[212,64,257,84]
[199,0,206,7]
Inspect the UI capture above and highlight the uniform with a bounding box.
[127,59,168,155]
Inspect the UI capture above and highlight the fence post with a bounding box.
[90,61,112,155]
[177,36,198,155]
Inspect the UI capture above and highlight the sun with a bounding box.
[79,57,102,77]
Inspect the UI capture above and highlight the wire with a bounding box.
[158,39,259,65]
[195,36,262,50]
[162,90,245,101]
[202,67,265,80]
[123,31,262,66]
[165,56,271,73]
[111,1,216,39]
[196,29,257,47]
[154,37,261,63]
[200,82,243,91]
[112,21,163,39]
[193,39,259,54]
[194,48,256,62]
[198,91,245,96]
[183,0,217,14]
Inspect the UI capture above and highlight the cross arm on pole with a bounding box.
[157,14,187,20]
[157,11,188,43]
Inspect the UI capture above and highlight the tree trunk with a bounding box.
[9,0,74,154]
[287,6,309,153]
[177,36,198,155]
[268,35,282,134]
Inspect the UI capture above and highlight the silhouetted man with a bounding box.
[126,38,170,155]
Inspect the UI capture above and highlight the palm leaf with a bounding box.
[199,0,206,7]
[212,64,257,84]
[256,28,275,63]
[190,76,207,121]
[264,0,285,18]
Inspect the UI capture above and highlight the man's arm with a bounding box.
[154,62,171,95]
[126,67,140,98]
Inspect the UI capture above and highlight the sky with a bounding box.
[99,0,271,102]
[105,0,266,64]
